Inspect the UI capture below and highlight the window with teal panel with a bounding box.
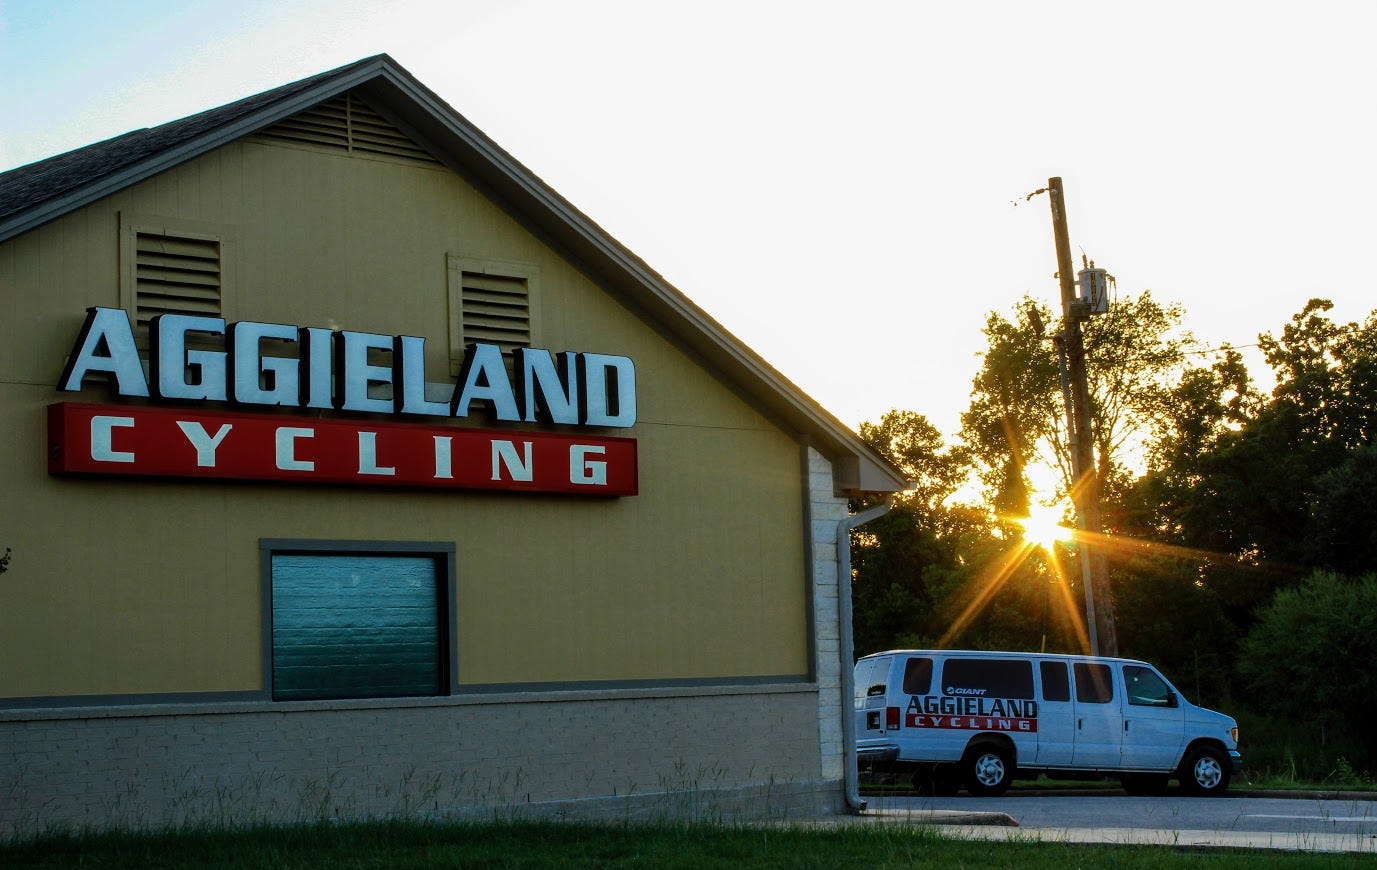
[270,553,444,701]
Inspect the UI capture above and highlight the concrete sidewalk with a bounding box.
[929,821,1377,854]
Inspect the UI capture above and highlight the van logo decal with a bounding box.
[906,695,1039,733]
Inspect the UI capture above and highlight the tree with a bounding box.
[857,410,966,513]
[961,290,1194,519]
[959,300,1059,517]
[1130,300,1377,583]
[1238,571,1377,765]
[1309,445,1377,575]
[1121,346,1263,560]
[851,410,983,654]
[1260,299,1377,452]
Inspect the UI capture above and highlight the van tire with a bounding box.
[1179,746,1230,796]
[962,746,1013,796]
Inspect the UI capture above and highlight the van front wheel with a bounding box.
[1180,746,1230,796]
[963,746,1013,796]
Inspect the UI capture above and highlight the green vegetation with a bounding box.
[0,820,1362,868]
[853,295,1377,782]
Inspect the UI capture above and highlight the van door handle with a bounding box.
[1077,718,1083,730]
[1124,721,1130,732]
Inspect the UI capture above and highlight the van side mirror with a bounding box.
[1166,690,1178,708]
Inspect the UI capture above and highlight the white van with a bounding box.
[854,649,1241,796]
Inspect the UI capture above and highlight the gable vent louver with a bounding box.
[253,92,439,163]
[462,272,531,355]
[134,232,222,328]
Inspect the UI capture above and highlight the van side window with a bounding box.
[941,658,1034,699]
[1039,660,1070,702]
[1123,665,1174,707]
[1074,662,1114,704]
[902,657,933,694]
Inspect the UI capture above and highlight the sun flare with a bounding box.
[1018,505,1074,550]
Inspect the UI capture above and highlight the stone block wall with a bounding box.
[807,448,848,782]
[1,684,841,838]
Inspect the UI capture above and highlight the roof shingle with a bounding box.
[0,56,382,226]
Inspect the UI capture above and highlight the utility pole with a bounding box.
[1046,177,1118,657]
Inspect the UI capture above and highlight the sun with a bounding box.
[1018,504,1074,551]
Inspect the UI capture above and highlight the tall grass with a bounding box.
[1233,707,1375,788]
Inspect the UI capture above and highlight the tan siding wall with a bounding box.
[0,140,810,698]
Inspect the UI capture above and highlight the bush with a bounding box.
[1237,570,1377,766]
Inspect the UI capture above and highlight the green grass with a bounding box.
[0,820,1362,868]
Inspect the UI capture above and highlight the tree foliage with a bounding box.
[960,291,1194,516]
[853,408,1091,655]
[857,410,965,513]
[851,410,970,654]
[1127,299,1377,582]
[1237,571,1377,764]
[853,293,1377,769]
[959,300,1058,516]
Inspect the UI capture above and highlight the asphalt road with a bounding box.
[863,791,1377,853]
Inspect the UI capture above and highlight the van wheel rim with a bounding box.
[975,753,1005,786]
[1193,756,1222,789]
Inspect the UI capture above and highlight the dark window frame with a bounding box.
[1123,664,1176,707]
[260,539,458,701]
[902,657,934,695]
[1039,660,1071,702]
[940,658,1035,700]
[1074,661,1114,704]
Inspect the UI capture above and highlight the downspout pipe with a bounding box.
[837,495,894,814]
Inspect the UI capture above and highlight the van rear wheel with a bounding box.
[962,746,1013,797]
[1179,746,1230,796]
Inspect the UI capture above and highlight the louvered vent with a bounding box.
[462,272,530,354]
[253,92,438,163]
[134,232,222,327]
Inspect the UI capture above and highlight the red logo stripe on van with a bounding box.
[906,714,1037,733]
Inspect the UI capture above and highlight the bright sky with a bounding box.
[3,1,1374,439]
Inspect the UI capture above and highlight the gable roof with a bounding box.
[0,54,907,495]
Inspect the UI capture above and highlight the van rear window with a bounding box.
[902,657,933,694]
[853,659,875,704]
[940,658,1034,699]
[861,657,890,698]
[848,658,892,699]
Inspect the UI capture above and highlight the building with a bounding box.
[0,55,906,835]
